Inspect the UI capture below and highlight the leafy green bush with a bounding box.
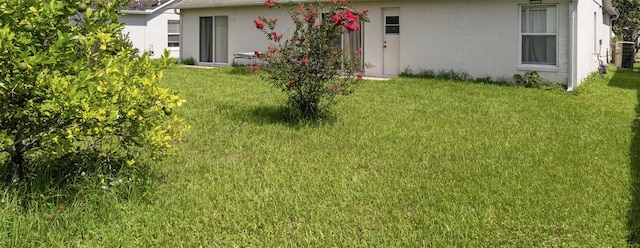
[436,69,472,81]
[181,56,196,65]
[252,0,370,120]
[0,0,188,182]
[400,67,436,79]
[400,68,472,81]
[513,71,542,88]
[473,76,494,84]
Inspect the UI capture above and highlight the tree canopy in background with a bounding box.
[613,0,640,42]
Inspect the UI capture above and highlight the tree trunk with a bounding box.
[8,142,26,183]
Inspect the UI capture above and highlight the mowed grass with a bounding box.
[1,65,639,246]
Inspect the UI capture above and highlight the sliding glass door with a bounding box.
[199,17,213,63]
[214,16,228,63]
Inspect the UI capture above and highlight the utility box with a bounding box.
[615,41,636,69]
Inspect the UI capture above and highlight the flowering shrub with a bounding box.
[253,0,370,120]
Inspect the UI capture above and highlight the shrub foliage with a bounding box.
[252,0,370,120]
[0,0,188,182]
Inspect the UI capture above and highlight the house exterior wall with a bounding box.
[178,0,612,86]
[179,6,296,64]
[573,0,613,88]
[120,14,146,52]
[121,8,181,58]
[358,0,569,84]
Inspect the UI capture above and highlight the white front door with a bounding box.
[383,9,400,75]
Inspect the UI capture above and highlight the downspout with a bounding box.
[174,8,182,61]
[145,14,150,57]
[567,0,576,91]
[606,1,619,64]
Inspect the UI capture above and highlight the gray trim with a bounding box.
[170,0,334,9]
[123,0,177,13]
[602,0,618,16]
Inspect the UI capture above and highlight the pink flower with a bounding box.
[272,31,282,42]
[332,14,342,24]
[332,10,360,32]
[329,46,335,51]
[301,58,309,65]
[354,47,363,54]
[254,19,266,30]
[254,50,261,57]
[267,45,278,53]
[344,22,360,32]
[360,8,369,16]
[357,74,363,80]
[263,0,276,8]
[249,64,262,71]
[288,80,295,86]
[304,10,318,23]
[294,4,304,15]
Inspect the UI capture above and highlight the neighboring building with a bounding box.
[170,0,617,89]
[121,0,181,58]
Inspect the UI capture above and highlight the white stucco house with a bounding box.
[170,0,618,90]
[120,0,181,58]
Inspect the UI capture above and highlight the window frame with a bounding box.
[384,15,400,35]
[518,4,559,69]
[168,19,180,48]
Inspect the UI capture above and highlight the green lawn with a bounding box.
[1,65,639,246]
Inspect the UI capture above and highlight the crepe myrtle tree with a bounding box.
[0,0,188,182]
[252,0,370,120]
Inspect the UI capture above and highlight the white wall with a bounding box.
[179,0,611,86]
[356,0,570,83]
[572,0,612,88]
[121,8,181,58]
[180,6,296,65]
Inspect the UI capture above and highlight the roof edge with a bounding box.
[124,0,177,14]
[170,3,260,9]
[602,0,618,16]
[169,0,331,9]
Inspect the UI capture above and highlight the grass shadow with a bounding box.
[0,152,161,210]
[229,65,252,75]
[608,64,640,245]
[248,105,300,126]
[246,104,337,127]
[217,102,337,128]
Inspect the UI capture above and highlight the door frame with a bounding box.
[382,8,400,75]
[199,16,213,64]
[198,15,229,65]
[214,16,229,64]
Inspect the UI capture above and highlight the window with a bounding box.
[168,20,180,47]
[199,17,212,62]
[520,5,557,65]
[385,16,399,34]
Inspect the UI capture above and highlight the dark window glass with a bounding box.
[385,26,399,34]
[385,16,399,25]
